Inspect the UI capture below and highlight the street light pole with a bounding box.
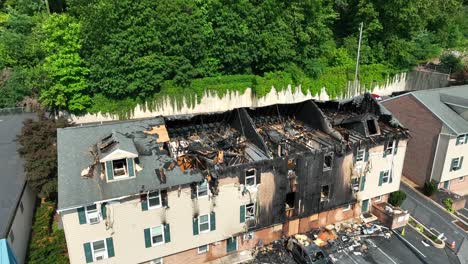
[354,22,364,97]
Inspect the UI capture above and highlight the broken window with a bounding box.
[287,159,296,169]
[285,192,295,209]
[245,169,256,187]
[85,205,100,224]
[148,190,161,209]
[320,185,329,202]
[245,203,255,220]
[384,140,395,156]
[355,148,365,162]
[112,159,127,177]
[197,180,208,198]
[351,178,360,192]
[323,154,333,170]
[366,119,378,135]
[456,134,467,145]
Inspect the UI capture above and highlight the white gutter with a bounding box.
[56,194,134,214]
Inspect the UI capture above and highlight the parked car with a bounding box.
[286,237,329,264]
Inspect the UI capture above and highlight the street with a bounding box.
[400,182,467,263]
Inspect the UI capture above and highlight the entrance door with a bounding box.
[226,236,237,253]
[362,199,369,213]
[444,180,450,189]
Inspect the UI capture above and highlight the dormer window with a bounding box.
[113,159,127,177]
[366,119,379,136]
[105,158,135,181]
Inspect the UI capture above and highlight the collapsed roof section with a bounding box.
[316,93,409,147]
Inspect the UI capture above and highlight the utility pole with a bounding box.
[353,22,364,97]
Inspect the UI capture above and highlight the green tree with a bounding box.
[388,190,407,207]
[40,14,90,113]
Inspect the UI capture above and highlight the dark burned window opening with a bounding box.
[245,169,256,187]
[321,185,329,202]
[356,148,365,162]
[197,180,208,198]
[112,159,127,177]
[287,158,296,169]
[323,154,333,170]
[352,178,360,192]
[384,140,395,156]
[285,192,295,209]
[245,203,255,220]
[366,119,378,136]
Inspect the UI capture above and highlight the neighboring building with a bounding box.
[0,112,37,264]
[57,94,407,264]
[383,85,468,195]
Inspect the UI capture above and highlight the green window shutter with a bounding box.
[106,161,114,180]
[144,228,151,248]
[450,159,456,171]
[101,203,107,220]
[83,243,93,263]
[141,194,148,211]
[106,237,115,258]
[240,205,246,223]
[77,207,86,225]
[383,141,388,158]
[378,171,384,186]
[364,147,369,162]
[389,170,393,183]
[460,157,464,169]
[360,176,366,191]
[210,212,216,231]
[353,147,357,163]
[127,158,135,177]
[164,224,171,243]
[394,140,399,155]
[193,217,199,235]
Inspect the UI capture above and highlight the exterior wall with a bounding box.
[8,184,36,264]
[62,175,255,264]
[439,177,468,196]
[382,95,442,186]
[438,134,468,183]
[357,140,407,202]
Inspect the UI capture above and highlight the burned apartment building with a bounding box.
[57,94,408,264]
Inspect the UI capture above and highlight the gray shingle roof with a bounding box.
[0,112,36,238]
[410,85,468,135]
[57,118,203,211]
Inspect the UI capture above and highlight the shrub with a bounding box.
[443,198,454,213]
[389,190,407,207]
[423,181,438,196]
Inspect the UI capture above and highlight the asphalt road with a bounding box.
[400,183,468,261]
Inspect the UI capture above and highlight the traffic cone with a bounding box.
[450,241,456,249]
[401,228,405,236]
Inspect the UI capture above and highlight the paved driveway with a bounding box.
[400,183,468,261]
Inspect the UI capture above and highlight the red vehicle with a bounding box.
[371,93,382,101]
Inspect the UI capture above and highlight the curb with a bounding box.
[392,230,429,264]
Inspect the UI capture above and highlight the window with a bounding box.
[112,159,127,177]
[375,195,382,202]
[456,134,467,145]
[148,191,161,209]
[151,258,163,264]
[150,226,165,246]
[382,170,390,184]
[198,245,209,254]
[245,169,256,187]
[459,176,465,182]
[197,180,208,198]
[92,240,108,261]
[343,204,352,211]
[9,230,14,243]
[450,157,463,171]
[245,203,255,221]
[320,185,330,201]
[86,205,100,224]
[384,141,395,156]
[199,214,210,233]
[366,119,378,135]
[323,154,333,170]
[20,201,24,214]
[356,149,365,162]
[285,192,295,209]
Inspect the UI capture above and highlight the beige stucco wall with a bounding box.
[61,174,265,264]
[8,184,36,264]
[437,133,468,183]
[357,139,407,202]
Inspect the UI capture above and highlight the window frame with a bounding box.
[323,154,333,170]
[384,140,395,156]
[91,239,108,261]
[198,244,209,254]
[375,195,382,202]
[112,158,128,179]
[148,190,162,209]
[197,180,209,198]
[356,148,365,162]
[451,157,462,171]
[382,170,390,184]
[85,204,100,224]
[151,258,163,264]
[198,214,210,233]
[245,203,256,221]
[150,225,165,247]
[342,204,352,212]
[456,134,467,145]
[245,169,256,187]
[459,176,465,182]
